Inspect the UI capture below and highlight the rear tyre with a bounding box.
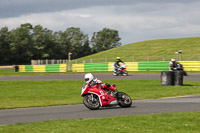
[118,92,132,108]
[83,94,100,110]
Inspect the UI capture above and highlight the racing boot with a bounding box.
[114,89,122,99]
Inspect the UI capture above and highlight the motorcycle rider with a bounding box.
[114,57,124,72]
[169,58,177,71]
[169,58,188,76]
[120,63,126,69]
[84,73,121,98]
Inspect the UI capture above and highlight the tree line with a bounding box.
[0,23,121,65]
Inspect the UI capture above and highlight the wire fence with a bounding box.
[31,54,200,65]
[71,54,200,64]
[31,59,67,65]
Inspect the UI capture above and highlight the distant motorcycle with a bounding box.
[113,64,128,76]
[81,83,132,110]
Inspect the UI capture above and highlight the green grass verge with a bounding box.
[0,80,200,109]
[0,69,162,76]
[0,69,97,76]
[0,112,200,133]
[75,37,200,62]
[0,69,56,76]
[1,69,200,76]
[0,69,159,76]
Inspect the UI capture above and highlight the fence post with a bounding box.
[67,60,71,72]
[163,56,165,61]
[147,56,150,62]
[31,60,34,65]
[132,56,135,62]
[90,58,93,63]
[199,54,200,61]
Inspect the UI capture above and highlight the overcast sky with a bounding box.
[1,0,200,45]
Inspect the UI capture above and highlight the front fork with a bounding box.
[90,94,94,102]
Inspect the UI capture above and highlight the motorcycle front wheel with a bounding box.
[123,71,128,76]
[83,94,100,110]
[113,71,118,76]
[118,92,132,108]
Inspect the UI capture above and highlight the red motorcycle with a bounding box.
[81,83,132,110]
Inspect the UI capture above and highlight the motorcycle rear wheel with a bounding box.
[83,94,100,110]
[118,92,132,108]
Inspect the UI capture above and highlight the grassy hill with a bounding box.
[73,37,200,63]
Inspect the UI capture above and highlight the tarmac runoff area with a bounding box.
[0,95,200,125]
[0,73,200,81]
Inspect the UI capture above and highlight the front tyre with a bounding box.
[83,94,100,110]
[113,71,118,76]
[118,92,132,108]
[123,71,128,76]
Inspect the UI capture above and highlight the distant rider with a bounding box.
[84,73,121,98]
[114,57,124,71]
[169,58,187,76]
[169,58,177,71]
[120,63,126,69]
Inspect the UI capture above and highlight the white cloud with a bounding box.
[1,1,200,44]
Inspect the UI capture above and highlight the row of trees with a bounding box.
[0,23,121,65]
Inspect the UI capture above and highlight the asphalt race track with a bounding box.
[0,73,200,81]
[0,95,200,125]
[0,73,200,125]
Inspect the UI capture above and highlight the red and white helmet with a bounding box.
[84,73,94,83]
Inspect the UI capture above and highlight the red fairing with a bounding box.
[81,84,102,96]
[82,84,117,106]
[100,93,117,106]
